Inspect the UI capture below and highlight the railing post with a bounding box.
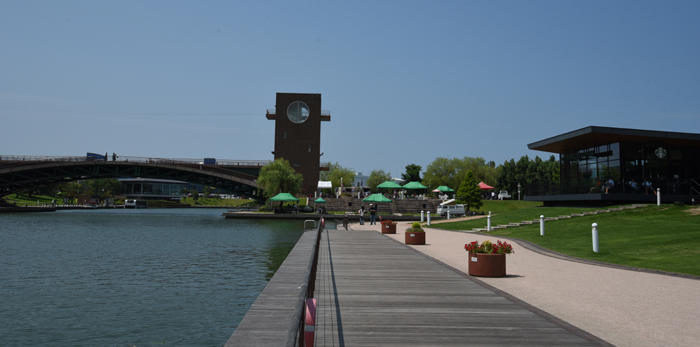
[592,223,599,252]
[540,215,545,236]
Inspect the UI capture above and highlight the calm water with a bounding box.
[0,208,306,347]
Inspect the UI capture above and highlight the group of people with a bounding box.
[598,177,656,195]
[357,204,378,225]
[103,152,118,162]
[628,178,657,195]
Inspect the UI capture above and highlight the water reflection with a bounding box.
[0,209,304,347]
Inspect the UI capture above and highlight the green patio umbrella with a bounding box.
[402,181,428,190]
[362,193,392,203]
[436,185,455,192]
[377,181,403,189]
[269,192,299,202]
[313,197,327,214]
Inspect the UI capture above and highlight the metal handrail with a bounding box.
[0,154,270,167]
[289,218,323,347]
[691,178,700,196]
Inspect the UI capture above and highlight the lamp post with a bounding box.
[518,183,521,201]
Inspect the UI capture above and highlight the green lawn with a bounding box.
[436,201,604,231]
[182,197,257,207]
[436,204,700,276]
[3,194,59,205]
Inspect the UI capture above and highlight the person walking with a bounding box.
[358,205,365,225]
[369,204,377,225]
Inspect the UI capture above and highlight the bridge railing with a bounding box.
[0,155,270,167]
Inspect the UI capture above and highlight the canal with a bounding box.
[0,208,305,347]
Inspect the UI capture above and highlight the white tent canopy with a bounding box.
[318,181,332,189]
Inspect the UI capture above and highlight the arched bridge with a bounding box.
[0,155,269,200]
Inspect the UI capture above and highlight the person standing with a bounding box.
[358,205,365,225]
[369,204,377,225]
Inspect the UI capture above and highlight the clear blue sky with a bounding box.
[2,1,699,178]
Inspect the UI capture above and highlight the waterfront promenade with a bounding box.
[351,219,700,347]
[313,227,607,346]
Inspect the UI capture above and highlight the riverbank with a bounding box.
[0,206,56,213]
[222,211,435,222]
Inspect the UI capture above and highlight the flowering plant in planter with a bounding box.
[381,220,396,226]
[464,240,514,254]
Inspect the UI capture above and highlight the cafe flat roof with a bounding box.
[527,126,700,154]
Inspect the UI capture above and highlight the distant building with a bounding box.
[354,172,369,187]
[119,178,187,200]
[526,126,700,205]
[392,177,406,185]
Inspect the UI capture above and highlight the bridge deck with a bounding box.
[313,229,605,346]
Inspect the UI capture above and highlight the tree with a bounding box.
[423,157,459,189]
[62,181,82,204]
[401,164,422,183]
[190,188,199,202]
[495,155,561,195]
[257,158,304,199]
[456,170,483,211]
[367,169,392,193]
[203,186,212,200]
[320,162,356,189]
[423,157,498,190]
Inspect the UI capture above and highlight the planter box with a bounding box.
[382,224,396,234]
[468,253,506,277]
[405,231,425,245]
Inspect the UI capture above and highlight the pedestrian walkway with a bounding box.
[364,221,700,347]
[313,228,608,346]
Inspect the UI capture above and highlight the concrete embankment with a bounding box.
[0,206,56,213]
[222,212,432,222]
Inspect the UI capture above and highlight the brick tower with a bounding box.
[266,93,330,195]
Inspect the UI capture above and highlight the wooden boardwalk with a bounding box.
[313,229,608,347]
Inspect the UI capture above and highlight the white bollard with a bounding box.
[447,211,450,219]
[592,223,599,252]
[657,188,661,206]
[427,211,431,226]
[487,211,491,231]
[421,210,424,222]
[540,215,545,236]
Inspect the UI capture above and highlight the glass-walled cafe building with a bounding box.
[119,178,187,200]
[525,126,700,205]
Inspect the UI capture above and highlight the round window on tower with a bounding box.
[287,101,310,124]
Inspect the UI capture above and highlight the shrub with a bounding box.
[406,221,424,232]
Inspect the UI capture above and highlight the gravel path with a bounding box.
[349,220,700,347]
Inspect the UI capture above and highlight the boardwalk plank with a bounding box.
[313,229,605,347]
